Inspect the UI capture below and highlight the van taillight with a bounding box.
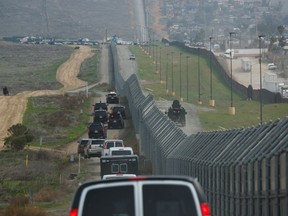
[200,203,211,216]
[69,208,78,216]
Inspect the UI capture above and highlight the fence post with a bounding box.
[249,162,255,215]
[265,157,271,215]
[236,165,241,216]
[285,153,288,216]
[256,160,262,216]
[274,155,280,216]
[225,165,230,216]
[242,164,248,216]
[231,165,236,216]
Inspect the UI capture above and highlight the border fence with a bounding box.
[111,44,288,216]
[166,39,288,104]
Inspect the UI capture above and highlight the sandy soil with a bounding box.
[0,45,93,148]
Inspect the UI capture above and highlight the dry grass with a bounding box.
[0,195,48,216]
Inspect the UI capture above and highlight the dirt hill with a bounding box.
[0,0,135,40]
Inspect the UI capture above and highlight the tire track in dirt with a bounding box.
[0,45,93,147]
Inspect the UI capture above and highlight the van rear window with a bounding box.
[83,186,134,216]
[111,163,128,173]
[111,150,132,155]
[143,185,197,216]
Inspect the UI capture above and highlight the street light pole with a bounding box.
[171,52,175,96]
[155,45,158,72]
[209,36,215,107]
[229,32,236,115]
[180,52,183,101]
[259,35,265,125]
[159,47,162,83]
[186,56,189,102]
[152,31,155,63]
[198,48,202,104]
[166,53,169,95]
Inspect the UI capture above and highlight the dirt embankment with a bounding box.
[0,46,93,147]
[149,0,168,39]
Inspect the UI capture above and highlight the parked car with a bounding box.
[77,138,90,155]
[88,122,107,139]
[83,139,105,158]
[93,110,108,124]
[268,63,277,70]
[106,91,119,104]
[102,139,124,156]
[108,147,133,156]
[93,102,108,111]
[129,54,136,60]
[108,112,124,129]
[111,105,126,119]
[69,176,211,216]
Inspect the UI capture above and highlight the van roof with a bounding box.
[70,175,208,213]
[109,147,132,150]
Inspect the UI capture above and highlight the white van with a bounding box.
[69,176,211,216]
[102,139,124,156]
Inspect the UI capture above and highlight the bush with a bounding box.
[34,187,61,202]
[5,205,48,216]
[9,196,29,207]
[4,195,48,216]
[4,124,34,151]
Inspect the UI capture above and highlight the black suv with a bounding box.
[69,176,211,216]
[88,122,107,139]
[111,105,126,119]
[93,102,108,111]
[106,92,119,104]
[93,110,108,124]
[108,112,124,129]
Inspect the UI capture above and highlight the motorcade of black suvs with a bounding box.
[110,105,126,119]
[88,122,107,139]
[106,91,119,104]
[93,110,108,124]
[93,101,108,111]
[107,112,124,129]
[69,175,211,216]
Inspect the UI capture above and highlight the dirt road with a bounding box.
[0,45,93,148]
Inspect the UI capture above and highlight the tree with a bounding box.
[4,124,34,151]
[277,25,285,36]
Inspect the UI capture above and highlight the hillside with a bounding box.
[0,0,135,40]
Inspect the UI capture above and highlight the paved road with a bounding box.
[116,45,213,135]
[216,54,288,90]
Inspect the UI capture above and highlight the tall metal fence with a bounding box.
[111,44,288,216]
[166,40,288,104]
